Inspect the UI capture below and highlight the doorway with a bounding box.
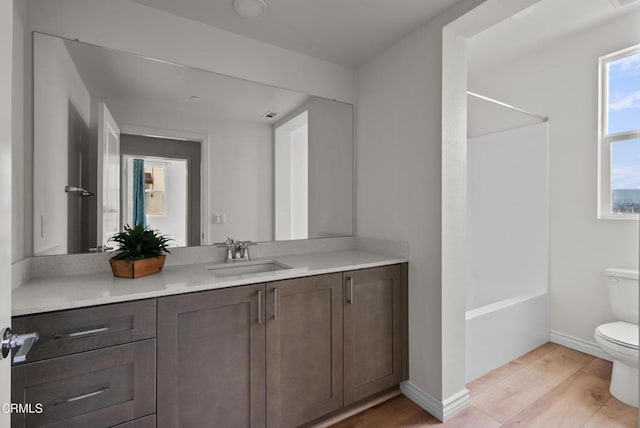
[120,134,201,247]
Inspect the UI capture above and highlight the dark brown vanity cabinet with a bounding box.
[266,273,343,428]
[156,266,406,428]
[11,263,407,428]
[157,275,344,428]
[157,283,266,428]
[343,265,403,405]
[11,300,157,428]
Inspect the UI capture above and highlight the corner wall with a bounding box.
[356,0,543,418]
[356,0,485,413]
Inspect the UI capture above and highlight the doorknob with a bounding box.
[1,328,39,364]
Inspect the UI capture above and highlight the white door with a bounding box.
[0,0,13,421]
[97,103,121,250]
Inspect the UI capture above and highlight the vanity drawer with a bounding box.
[12,299,156,363]
[11,339,156,428]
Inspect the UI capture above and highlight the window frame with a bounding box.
[598,45,640,220]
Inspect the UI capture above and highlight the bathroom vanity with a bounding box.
[11,251,408,428]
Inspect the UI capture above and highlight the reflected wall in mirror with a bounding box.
[32,32,354,256]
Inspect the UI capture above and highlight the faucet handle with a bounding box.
[214,238,237,248]
[237,241,256,261]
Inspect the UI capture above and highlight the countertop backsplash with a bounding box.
[12,236,409,285]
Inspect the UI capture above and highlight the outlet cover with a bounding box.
[212,213,226,224]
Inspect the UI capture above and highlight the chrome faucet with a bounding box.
[214,238,256,263]
[236,241,256,261]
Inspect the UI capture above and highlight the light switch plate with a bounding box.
[212,213,226,224]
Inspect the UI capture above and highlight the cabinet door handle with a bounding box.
[273,289,278,320]
[53,326,109,339]
[53,386,110,405]
[346,277,354,304]
[257,290,263,324]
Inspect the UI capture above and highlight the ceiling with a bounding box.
[64,38,310,126]
[130,0,459,68]
[468,0,640,74]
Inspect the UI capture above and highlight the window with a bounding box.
[599,46,640,219]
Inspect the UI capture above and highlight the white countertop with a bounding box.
[12,250,406,316]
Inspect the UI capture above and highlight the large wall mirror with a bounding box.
[33,32,354,256]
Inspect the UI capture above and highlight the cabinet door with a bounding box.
[157,285,266,428]
[266,273,343,428]
[343,265,402,405]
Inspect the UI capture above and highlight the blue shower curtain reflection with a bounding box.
[132,158,147,227]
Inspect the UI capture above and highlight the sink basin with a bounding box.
[206,261,292,278]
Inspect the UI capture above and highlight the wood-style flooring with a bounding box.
[330,343,638,427]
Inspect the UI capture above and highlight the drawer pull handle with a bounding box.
[53,326,109,339]
[257,290,263,324]
[53,386,110,405]
[273,289,278,320]
[346,277,354,304]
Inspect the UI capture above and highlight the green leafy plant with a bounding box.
[109,224,172,261]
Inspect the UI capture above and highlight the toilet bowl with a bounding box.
[594,321,638,407]
[594,268,639,408]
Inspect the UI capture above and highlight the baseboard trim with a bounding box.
[400,381,470,422]
[442,388,471,421]
[550,330,612,361]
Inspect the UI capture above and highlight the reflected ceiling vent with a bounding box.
[609,0,639,7]
[234,0,268,20]
[261,111,280,120]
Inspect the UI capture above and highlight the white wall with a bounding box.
[208,121,272,243]
[357,9,445,404]
[307,97,353,238]
[467,123,549,310]
[356,0,485,406]
[468,11,640,343]
[32,35,92,256]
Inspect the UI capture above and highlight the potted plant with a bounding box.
[109,224,172,278]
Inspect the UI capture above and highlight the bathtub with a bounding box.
[465,291,549,383]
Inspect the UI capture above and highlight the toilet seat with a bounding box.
[595,321,638,351]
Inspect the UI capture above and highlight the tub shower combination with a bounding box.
[465,106,550,382]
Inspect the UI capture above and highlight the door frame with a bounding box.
[0,0,12,419]
[119,125,211,245]
[97,103,121,250]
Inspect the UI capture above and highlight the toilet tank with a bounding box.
[606,268,639,324]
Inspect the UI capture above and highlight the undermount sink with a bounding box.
[206,260,292,278]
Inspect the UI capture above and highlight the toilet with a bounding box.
[594,268,639,408]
